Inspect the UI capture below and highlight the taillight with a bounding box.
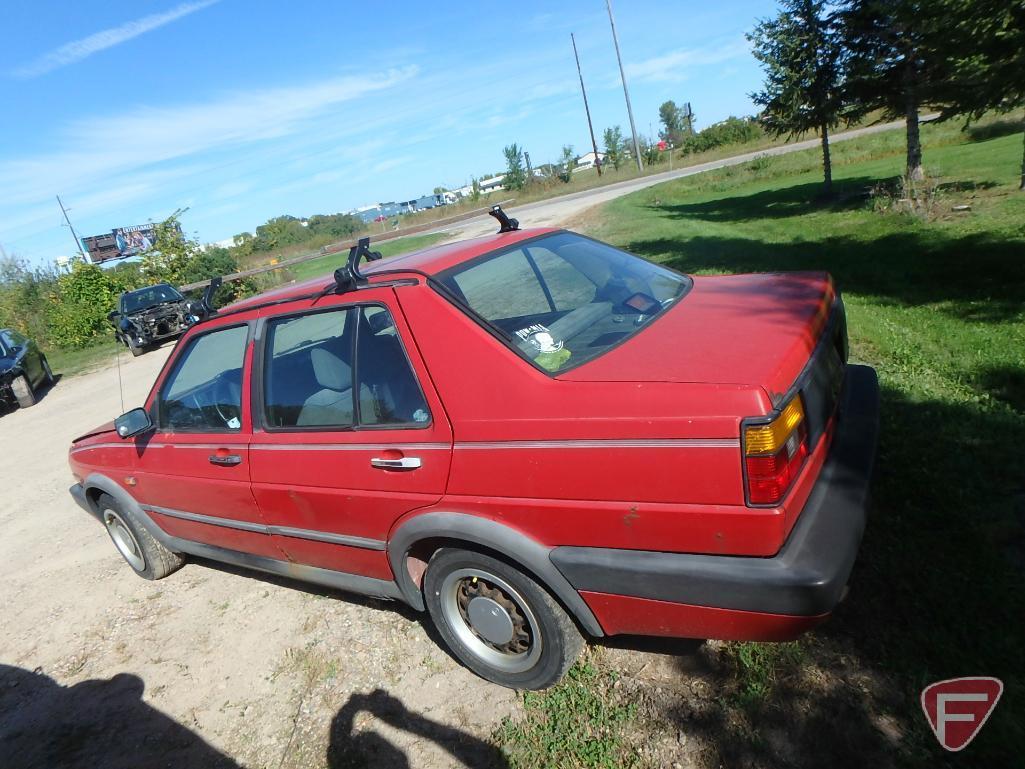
[743,396,809,506]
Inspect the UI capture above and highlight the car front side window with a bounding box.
[157,324,249,432]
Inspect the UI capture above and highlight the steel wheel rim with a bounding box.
[103,509,145,571]
[439,568,542,674]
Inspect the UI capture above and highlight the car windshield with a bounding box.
[122,285,183,313]
[437,232,691,374]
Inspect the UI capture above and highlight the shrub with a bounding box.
[46,262,126,349]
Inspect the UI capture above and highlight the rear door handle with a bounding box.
[209,454,242,466]
[370,457,421,470]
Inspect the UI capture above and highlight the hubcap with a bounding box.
[467,596,515,646]
[439,568,542,673]
[103,509,145,571]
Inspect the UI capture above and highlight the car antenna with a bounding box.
[488,205,519,233]
[114,343,125,415]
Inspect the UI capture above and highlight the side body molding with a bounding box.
[387,512,604,637]
[77,473,403,601]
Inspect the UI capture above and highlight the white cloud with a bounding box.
[621,39,751,84]
[0,67,418,210]
[12,0,220,78]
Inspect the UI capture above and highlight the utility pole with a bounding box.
[571,33,602,176]
[56,194,89,263]
[606,0,642,172]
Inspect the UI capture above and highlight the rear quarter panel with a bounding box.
[395,285,788,556]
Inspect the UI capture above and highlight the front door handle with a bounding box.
[209,453,242,466]
[370,457,421,470]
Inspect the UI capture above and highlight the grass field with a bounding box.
[500,117,1025,767]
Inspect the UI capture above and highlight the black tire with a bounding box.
[11,374,36,408]
[41,357,54,385]
[423,548,584,690]
[96,492,184,580]
[128,341,145,357]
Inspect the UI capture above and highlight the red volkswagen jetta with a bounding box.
[69,217,879,689]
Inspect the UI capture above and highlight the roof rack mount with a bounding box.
[333,236,383,294]
[489,205,519,233]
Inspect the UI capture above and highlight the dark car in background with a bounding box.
[109,283,193,357]
[0,328,53,409]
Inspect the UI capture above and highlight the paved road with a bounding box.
[427,117,924,240]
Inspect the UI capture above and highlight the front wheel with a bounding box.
[424,548,583,690]
[11,374,36,408]
[97,493,183,580]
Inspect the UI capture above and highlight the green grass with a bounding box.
[497,659,638,769]
[564,115,1025,766]
[46,339,123,377]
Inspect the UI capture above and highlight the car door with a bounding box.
[132,319,282,560]
[249,289,453,580]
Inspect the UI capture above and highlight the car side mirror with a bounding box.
[107,310,119,322]
[115,407,153,439]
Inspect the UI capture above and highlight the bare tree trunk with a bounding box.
[904,80,924,181]
[821,122,833,196]
[1020,115,1024,190]
[905,101,924,181]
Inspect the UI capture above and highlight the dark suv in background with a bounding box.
[0,328,53,409]
[109,283,193,357]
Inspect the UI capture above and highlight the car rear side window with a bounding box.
[437,232,690,373]
[158,324,248,432]
[263,309,354,429]
[262,305,431,430]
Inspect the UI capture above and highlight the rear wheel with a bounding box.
[41,357,54,385]
[97,493,183,580]
[11,374,36,408]
[424,548,583,690]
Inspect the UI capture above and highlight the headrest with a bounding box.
[310,347,352,392]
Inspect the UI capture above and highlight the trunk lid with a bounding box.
[561,272,836,399]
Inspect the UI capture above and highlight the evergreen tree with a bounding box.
[838,0,947,181]
[748,0,844,195]
[932,0,1025,189]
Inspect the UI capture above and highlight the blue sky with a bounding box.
[0,0,776,265]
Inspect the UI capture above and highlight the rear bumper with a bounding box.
[550,363,880,636]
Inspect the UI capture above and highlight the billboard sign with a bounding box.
[113,224,156,257]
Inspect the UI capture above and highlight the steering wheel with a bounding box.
[211,375,241,427]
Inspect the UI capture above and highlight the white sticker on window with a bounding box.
[227,417,241,429]
[514,324,564,353]
[413,408,429,423]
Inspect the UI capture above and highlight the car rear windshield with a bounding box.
[122,284,183,313]
[436,232,690,374]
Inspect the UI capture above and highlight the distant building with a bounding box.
[479,175,505,193]
[574,151,606,171]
